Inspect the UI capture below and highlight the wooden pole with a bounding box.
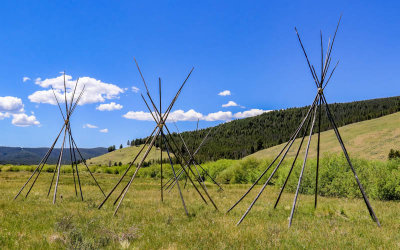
[288,101,318,227]
[236,99,318,226]
[53,128,68,203]
[274,99,314,209]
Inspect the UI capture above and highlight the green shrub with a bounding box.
[2,154,400,201]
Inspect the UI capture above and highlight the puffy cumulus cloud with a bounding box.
[11,113,40,127]
[218,90,231,96]
[123,111,154,121]
[0,96,40,127]
[167,109,203,122]
[132,86,140,93]
[28,74,124,106]
[99,128,108,133]
[203,111,233,121]
[96,102,123,111]
[83,123,98,129]
[222,101,238,108]
[234,109,271,119]
[0,96,24,113]
[23,77,31,82]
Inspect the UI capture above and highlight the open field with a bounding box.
[1,172,400,249]
[2,154,400,201]
[86,145,171,166]
[248,111,400,161]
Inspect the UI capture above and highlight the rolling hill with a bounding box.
[86,145,172,166]
[134,95,400,161]
[247,111,400,161]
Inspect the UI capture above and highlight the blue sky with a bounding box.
[0,0,399,148]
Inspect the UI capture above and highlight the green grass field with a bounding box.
[1,171,399,249]
[86,145,172,166]
[248,111,400,161]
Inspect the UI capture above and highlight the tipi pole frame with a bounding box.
[14,73,105,203]
[140,89,215,208]
[230,15,380,227]
[101,59,196,215]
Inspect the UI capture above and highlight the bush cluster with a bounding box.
[2,154,400,201]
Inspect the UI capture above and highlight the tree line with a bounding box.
[126,95,400,161]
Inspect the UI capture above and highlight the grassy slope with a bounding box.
[1,172,399,249]
[248,111,400,161]
[86,145,172,166]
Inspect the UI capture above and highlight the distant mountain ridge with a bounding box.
[0,146,107,165]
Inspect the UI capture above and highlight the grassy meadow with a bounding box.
[249,112,400,161]
[86,145,171,166]
[1,171,400,249]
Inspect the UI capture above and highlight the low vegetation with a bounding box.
[0,172,399,248]
[2,153,400,201]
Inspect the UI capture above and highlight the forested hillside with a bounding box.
[131,95,400,161]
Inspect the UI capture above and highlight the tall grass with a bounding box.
[2,153,400,200]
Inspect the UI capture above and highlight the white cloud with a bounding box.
[234,109,271,119]
[0,112,10,120]
[0,96,24,113]
[23,77,31,82]
[218,90,231,96]
[204,111,233,121]
[167,109,203,122]
[83,123,98,129]
[11,113,40,127]
[122,108,269,122]
[28,74,124,106]
[222,101,239,108]
[99,128,108,133]
[123,111,154,121]
[123,109,203,122]
[96,102,123,111]
[132,86,140,93]
[0,96,40,127]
